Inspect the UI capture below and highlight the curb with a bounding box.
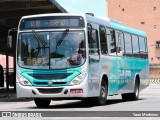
[0,94,16,100]
[0,94,32,102]
[0,88,16,100]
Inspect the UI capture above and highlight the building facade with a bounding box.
[107,0,160,79]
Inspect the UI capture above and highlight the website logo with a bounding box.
[2,112,11,117]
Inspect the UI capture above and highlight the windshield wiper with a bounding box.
[56,29,69,46]
[32,30,49,57]
[32,30,46,47]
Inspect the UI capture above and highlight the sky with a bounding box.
[56,0,107,17]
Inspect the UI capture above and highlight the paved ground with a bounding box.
[0,83,160,120]
[0,84,160,111]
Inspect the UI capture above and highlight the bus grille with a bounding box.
[34,82,67,85]
[28,73,72,80]
[37,88,63,94]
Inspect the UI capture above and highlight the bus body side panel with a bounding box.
[116,57,134,94]
[117,58,149,94]
[87,60,102,97]
[138,59,150,91]
[102,56,119,95]
[113,57,134,94]
[132,58,149,91]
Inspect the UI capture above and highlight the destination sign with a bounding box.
[20,16,85,30]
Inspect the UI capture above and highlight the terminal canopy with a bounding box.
[0,0,67,55]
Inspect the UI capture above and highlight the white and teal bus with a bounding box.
[16,13,149,108]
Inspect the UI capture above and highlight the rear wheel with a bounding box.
[34,98,51,108]
[121,78,139,101]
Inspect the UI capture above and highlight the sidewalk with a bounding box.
[0,87,16,101]
[0,87,33,102]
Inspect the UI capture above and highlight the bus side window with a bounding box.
[88,29,100,62]
[145,38,148,59]
[132,35,140,58]
[99,25,108,54]
[107,28,116,55]
[124,33,133,57]
[139,36,146,59]
[115,30,125,56]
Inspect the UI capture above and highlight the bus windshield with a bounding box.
[17,30,86,69]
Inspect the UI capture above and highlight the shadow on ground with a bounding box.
[29,98,145,109]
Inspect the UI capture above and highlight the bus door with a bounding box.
[88,24,101,96]
[106,28,119,95]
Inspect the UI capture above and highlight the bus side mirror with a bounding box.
[7,35,12,48]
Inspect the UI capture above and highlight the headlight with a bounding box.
[69,72,87,86]
[17,73,31,86]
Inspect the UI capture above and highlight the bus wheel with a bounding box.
[34,98,51,108]
[95,80,108,105]
[121,78,139,101]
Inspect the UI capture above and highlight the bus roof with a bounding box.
[85,14,146,37]
[20,13,146,37]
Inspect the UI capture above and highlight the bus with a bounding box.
[16,13,149,108]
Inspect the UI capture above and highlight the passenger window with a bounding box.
[139,37,146,59]
[107,28,116,55]
[124,33,132,57]
[115,30,124,56]
[145,38,148,59]
[132,35,139,58]
[88,29,100,62]
[99,26,108,54]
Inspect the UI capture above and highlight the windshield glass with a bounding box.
[18,31,86,69]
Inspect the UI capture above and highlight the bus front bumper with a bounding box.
[16,82,88,99]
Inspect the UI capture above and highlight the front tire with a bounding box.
[34,98,51,108]
[81,80,108,106]
[121,78,140,101]
[94,80,108,105]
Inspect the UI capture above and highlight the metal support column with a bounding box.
[6,28,17,90]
